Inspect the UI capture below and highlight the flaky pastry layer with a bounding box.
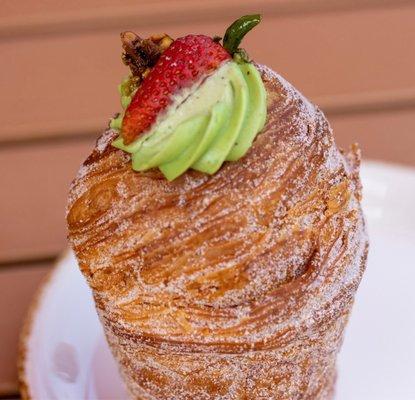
[67,65,368,399]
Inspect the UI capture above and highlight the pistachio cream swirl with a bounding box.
[112,61,266,180]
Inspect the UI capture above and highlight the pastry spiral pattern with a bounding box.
[67,65,368,399]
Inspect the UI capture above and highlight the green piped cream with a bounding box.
[112,61,266,180]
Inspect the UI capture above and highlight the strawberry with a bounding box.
[121,35,231,144]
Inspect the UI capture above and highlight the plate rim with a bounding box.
[18,250,72,400]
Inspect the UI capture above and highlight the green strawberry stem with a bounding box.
[223,14,261,56]
[233,48,250,64]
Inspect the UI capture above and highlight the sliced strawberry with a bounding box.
[121,35,231,144]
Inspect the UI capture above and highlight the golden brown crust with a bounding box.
[67,65,368,399]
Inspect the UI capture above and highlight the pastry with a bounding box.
[67,15,368,399]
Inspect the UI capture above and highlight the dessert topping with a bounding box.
[111,15,267,180]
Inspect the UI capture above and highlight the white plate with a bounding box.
[20,161,415,400]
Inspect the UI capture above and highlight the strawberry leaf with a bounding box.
[223,14,261,55]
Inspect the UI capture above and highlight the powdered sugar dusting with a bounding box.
[66,64,368,400]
